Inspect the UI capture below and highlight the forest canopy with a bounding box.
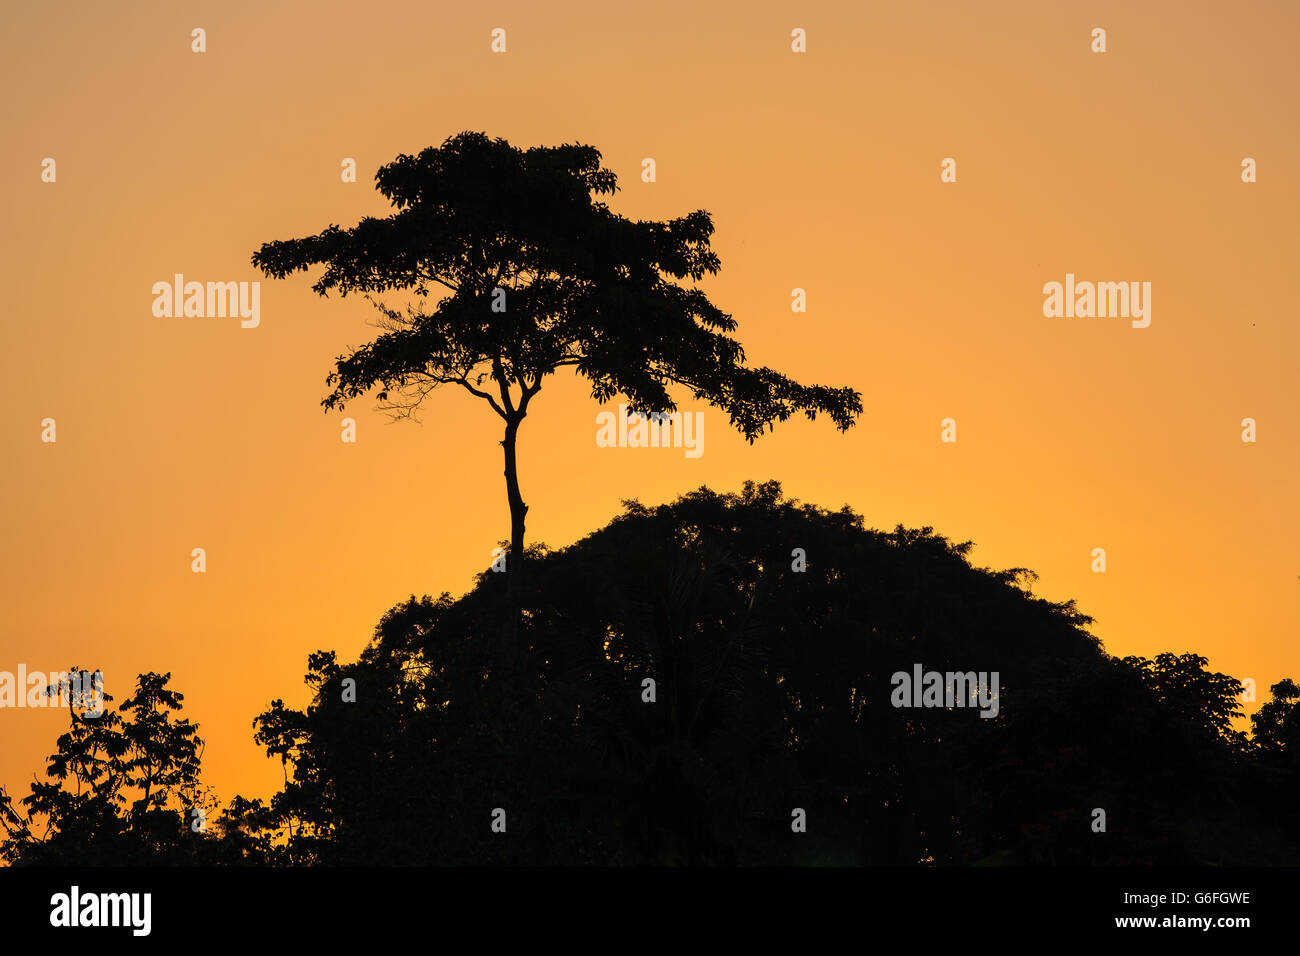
[4,482,1297,866]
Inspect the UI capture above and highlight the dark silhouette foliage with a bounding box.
[0,673,226,864]
[8,485,1295,865]
[235,482,1300,865]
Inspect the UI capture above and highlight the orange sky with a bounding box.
[3,0,1297,809]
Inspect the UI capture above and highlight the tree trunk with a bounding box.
[501,414,528,655]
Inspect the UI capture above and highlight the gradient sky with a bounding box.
[3,0,1297,809]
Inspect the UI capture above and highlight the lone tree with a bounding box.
[252,131,862,642]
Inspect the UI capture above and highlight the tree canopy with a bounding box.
[241,482,1300,865]
[7,483,1297,866]
[252,131,861,438]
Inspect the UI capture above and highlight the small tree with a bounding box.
[1252,678,1300,754]
[0,672,219,865]
[252,132,862,642]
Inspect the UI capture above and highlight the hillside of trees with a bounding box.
[4,481,1297,865]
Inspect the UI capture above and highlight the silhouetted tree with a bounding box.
[251,132,863,644]
[1252,678,1300,754]
[0,672,233,865]
[1121,652,1246,747]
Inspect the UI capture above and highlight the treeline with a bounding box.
[4,482,1297,865]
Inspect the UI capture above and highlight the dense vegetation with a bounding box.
[4,482,1297,865]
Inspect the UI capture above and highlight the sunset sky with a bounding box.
[3,0,1297,808]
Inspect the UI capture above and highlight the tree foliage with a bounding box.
[238,481,1300,865]
[9,486,1296,865]
[251,131,861,438]
[0,673,222,864]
